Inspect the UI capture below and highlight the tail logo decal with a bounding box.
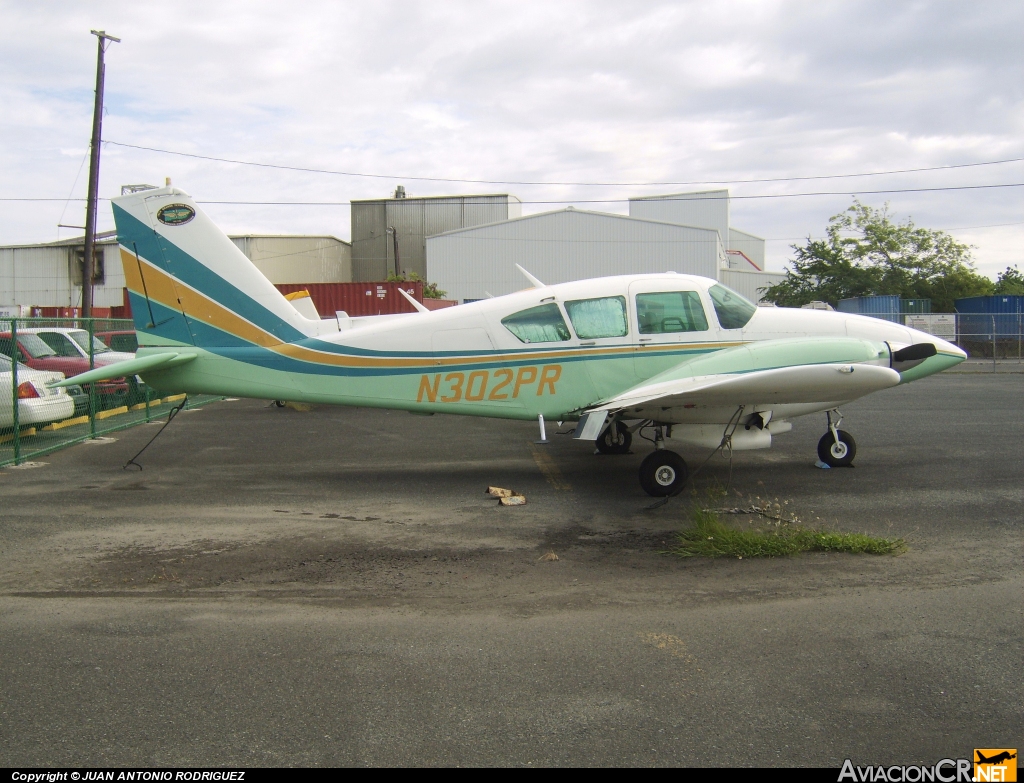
[156,204,196,226]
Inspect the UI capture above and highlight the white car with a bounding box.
[25,327,136,366]
[0,354,75,430]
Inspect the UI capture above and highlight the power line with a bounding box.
[3,182,1024,206]
[103,139,1024,187]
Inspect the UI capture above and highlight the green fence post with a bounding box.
[11,318,20,464]
[88,318,97,438]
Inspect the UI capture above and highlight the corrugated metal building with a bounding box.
[1,232,352,308]
[719,269,785,303]
[229,235,351,284]
[426,208,724,303]
[350,191,522,282]
[425,187,785,303]
[0,231,126,309]
[630,190,767,271]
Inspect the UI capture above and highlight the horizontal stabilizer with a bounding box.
[49,352,197,387]
[589,363,901,413]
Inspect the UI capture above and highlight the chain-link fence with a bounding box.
[1,317,222,467]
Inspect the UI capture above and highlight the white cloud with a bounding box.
[0,0,1020,278]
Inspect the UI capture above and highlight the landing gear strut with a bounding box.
[595,420,632,455]
[817,409,856,467]
[638,424,688,496]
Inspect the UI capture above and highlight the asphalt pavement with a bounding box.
[0,374,1021,766]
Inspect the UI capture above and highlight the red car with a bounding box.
[95,330,139,353]
[0,332,129,408]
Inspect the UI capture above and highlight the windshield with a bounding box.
[708,284,757,329]
[69,331,111,354]
[4,333,57,359]
[501,303,571,344]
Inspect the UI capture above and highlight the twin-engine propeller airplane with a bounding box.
[60,186,967,496]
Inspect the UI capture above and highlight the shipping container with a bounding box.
[837,295,902,323]
[274,282,426,317]
[900,298,932,315]
[955,295,1024,358]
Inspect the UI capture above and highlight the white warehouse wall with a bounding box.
[720,269,786,303]
[427,209,723,303]
[629,190,730,248]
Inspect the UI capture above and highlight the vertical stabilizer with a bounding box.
[112,187,318,349]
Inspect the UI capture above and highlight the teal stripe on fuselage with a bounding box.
[147,314,716,378]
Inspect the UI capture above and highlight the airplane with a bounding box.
[976,751,1016,765]
[58,185,967,496]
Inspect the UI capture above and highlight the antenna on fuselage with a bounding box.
[397,287,430,314]
[515,264,545,288]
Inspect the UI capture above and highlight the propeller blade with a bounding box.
[893,343,937,363]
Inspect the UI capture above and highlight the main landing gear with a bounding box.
[595,421,632,455]
[817,409,857,467]
[637,424,688,497]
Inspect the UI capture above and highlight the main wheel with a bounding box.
[596,425,632,455]
[639,450,688,497]
[817,430,857,467]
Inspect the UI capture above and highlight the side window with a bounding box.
[112,334,138,352]
[708,284,757,329]
[36,332,82,357]
[565,296,628,339]
[501,303,571,344]
[635,292,709,334]
[0,337,13,359]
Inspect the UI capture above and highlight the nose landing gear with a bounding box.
[817,409,856,467]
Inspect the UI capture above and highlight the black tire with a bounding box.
[639,450,688,497]
[817,430,857,467]
[596,425,632,455]
[274,400,287,408]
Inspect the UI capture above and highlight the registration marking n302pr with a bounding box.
[417,365,562,403]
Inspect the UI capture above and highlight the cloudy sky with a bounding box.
[2,0,1022,277]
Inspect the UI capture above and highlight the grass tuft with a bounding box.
[671,508,905,559]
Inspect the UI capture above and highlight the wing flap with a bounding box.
[591,363,901,413]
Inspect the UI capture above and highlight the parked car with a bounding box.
[95,330,139,353]
[27,327,148,406]
[0,332,129,409]
[0,354,75,430]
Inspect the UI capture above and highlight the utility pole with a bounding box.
[82,29,120,317]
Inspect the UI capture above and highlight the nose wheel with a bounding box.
[817,410,857,467]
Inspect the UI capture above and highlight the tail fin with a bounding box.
[112,186,319,349]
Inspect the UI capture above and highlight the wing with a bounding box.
[574,363,900,439]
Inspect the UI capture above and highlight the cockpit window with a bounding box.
[636,291,709,334]
[501,303,571,344]
[708,284,757,329]
[565,296,628,339]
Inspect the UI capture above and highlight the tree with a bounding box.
[993,266,1024,295]
[385,271,448,299]
[761,201,994,312]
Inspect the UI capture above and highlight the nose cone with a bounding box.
[896,329,966,382]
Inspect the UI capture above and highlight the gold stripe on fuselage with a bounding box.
[121,246,741,370]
